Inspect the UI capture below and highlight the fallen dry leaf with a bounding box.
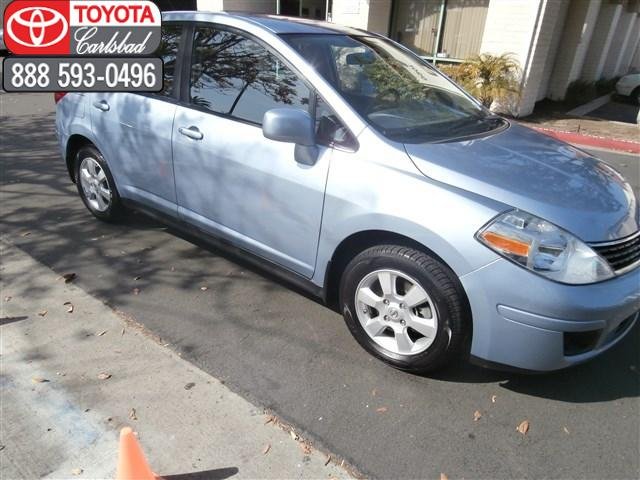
[264,415,275,425]
[516,420,530,435]
[376,406,388,413]
[440,473,449,480]
[184,382,195,390]
[200,286,208,291]
[64,302,74,313]
[4,296,11,302]
[491,395,497,403]
[37,310,47,317]
[290,430,298,441]
[121,328,125,336]
[473,410,482,422]
[21,231,31,237]
[129,408,137,420]
[131,288,140,295]
[300,442,312,455]
[71,468,83,476]
[96,330,107,336]
[324,455,331,466]
[97,372,112,380]
[262,443,271,455]
[32,377,49,383]
[563,426,570,434]
[63,273,77,283]
[134,276,142,281]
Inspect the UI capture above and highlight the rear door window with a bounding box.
[156,23,183,97]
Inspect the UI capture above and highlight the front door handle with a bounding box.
[93,100,110,112]
[178,126,204,140]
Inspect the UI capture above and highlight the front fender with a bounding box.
[312,136,507,286]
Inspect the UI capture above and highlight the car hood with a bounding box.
[404,123,638,242]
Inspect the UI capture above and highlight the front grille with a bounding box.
[590,231,640,274]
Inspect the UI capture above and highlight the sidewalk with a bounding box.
[517,99,640,154]
[0,241,354,480]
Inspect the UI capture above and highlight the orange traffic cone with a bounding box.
[116,427,158,480]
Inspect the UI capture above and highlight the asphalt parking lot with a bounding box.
[1,92,639,479]
[589,96,639,124]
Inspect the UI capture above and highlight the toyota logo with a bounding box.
[6,6,68,48]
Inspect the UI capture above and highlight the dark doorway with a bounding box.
[280,0,300,16]
[153,0,196,11]
[279,0,326,20]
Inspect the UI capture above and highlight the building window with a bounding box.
[391,0,489,62]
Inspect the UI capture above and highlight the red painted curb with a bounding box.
[531,127,640,154]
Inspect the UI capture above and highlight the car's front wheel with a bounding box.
[339,245,470,373]
[75,144,123,222]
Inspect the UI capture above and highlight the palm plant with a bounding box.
[441,53,521,108]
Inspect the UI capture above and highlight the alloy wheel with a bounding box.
[79,157,111,212]
[354,269,438,355]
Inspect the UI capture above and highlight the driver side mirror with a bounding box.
[262,108,319,166]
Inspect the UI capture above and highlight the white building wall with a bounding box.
[515,0,569,115]
[197,0,224,10]
[581,2,623,81]
[535,0,570,101]
[366,0,392,35]
[618,16,640,74]
[603,10,637,77]
[547,0,601,100]
[632,39,640,70]
[330,0,370,29]
[479,0,543,69]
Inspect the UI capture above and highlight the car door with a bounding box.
[172,25,332,278]
[89,23,184,216]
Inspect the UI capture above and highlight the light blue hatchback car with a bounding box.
[56,12,640,373]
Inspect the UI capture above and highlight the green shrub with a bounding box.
[595,76,620,95]
[565,80,597,107]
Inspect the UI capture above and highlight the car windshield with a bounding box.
[283,34,505,143]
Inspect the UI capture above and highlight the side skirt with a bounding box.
[121,199,326,302]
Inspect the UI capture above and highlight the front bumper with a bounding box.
[460,258,640,371]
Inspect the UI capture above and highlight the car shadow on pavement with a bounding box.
[164,466,239,480]
[2,110,638,406]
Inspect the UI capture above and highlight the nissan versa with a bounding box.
[55,12,640,373]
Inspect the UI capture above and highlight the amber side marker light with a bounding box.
[480,231,531,258]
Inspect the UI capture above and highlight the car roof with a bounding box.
[162,10,368,36]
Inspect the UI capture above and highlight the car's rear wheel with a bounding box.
[339,245,470,373]
[75,145,123,221]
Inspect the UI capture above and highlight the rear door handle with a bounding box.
[93,100,110,112]
[178,126,204,140]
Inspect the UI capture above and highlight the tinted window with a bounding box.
[190,26,310,124]
[156,24,182,97]
[315,96,355,149]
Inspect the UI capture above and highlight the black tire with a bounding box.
[339,245,470,373]
[74,144,124,222]
[633,87,640,106]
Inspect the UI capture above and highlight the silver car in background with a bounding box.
[55,12,639,373]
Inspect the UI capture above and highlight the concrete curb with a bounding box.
[531,126,640,154]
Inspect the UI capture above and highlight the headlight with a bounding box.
[476,210,614,284]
